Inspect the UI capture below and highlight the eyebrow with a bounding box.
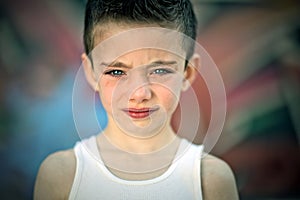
[148,60,178,68]
[100,60,178,69]
[100,61,131,69]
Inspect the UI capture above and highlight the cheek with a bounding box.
[155,85,181,113]
[158,78,183,106]
[98,79,116,109]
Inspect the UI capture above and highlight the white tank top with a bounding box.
[69,136,204,200]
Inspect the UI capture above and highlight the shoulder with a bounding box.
[34,149,76,200]
[201,154,239,200]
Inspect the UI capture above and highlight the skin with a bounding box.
[34,23,239,200]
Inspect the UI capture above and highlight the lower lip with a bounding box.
[124,109,158,119]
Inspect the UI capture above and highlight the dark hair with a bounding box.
[84,0,197,60]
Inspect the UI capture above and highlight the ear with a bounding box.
[182,53,200,91]
[81,53,99,91]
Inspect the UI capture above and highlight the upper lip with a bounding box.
[122,107,159,112]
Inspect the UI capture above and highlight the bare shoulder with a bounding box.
[34,149,76,200]
[201,154,239,200]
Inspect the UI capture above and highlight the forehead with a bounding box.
[91,23,186,66]
[108,49,184,68]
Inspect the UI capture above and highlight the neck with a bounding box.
[100,118,177,154]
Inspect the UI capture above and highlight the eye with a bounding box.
[151,68,174,75]
[104,69,126,77]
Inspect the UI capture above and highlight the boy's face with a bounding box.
[84,23,196,138]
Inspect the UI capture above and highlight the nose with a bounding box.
[127,71,152,103]
[129,83,152,104]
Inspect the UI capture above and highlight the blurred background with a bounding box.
[0,0,299,199]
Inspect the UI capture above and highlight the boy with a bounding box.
[34,0,239,199]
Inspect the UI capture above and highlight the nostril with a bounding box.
[129,85,152,103]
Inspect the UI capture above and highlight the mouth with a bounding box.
[122,107,159,119]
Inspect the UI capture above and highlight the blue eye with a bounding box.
[152,68,173,75]
[104,69,126,77]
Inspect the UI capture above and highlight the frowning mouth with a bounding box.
[122,107,159,119]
